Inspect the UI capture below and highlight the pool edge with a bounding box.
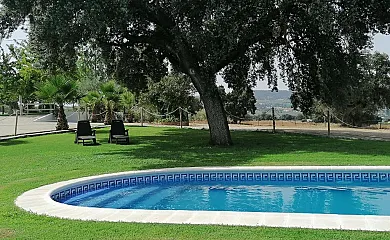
[15,166,390,231]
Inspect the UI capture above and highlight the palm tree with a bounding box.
[36,74,78,130]
[120,90,136,122]
[100,80,122,125]
[81,90,102,122]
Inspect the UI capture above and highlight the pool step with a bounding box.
[65,186,137,207]
[130,186,186,209]
[107,186,161,209]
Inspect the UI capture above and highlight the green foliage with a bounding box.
[315,52,390,127]
[36,74,78,105]
[81,90,102,110]
[80,90,104,122]
[100,80,122,103]
[192,109,208,121]
[0,47,18,104]
[141,73,201,120]
[120,90,136,122]
[157,116,180,123]
[9,43,46,102]
[106,45,168,94]
[259,112,273,121]
[220,86,257,124]
[120,91,135,109]
[279,114,295,121]
[100,80,123,124]
[0,43,45,105]
[76,45,109,94]
[36,74,78,130]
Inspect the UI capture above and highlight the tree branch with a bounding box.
[213,9,279,74]
[128,1,176,32]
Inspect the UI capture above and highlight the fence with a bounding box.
[0,102,74,138]
[22,103,56,115]
[2,104,390,141]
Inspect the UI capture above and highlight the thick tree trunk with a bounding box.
[56,104,69,130]
[202,92,233,145]
[173,43,232,145]
[189,73,232,145]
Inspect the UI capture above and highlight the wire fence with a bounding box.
[1,103,390,140]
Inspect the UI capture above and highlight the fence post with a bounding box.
[272,107,275,133]
[14,110,19,136]
[141,107,144,127]
[324,116,326,128]
[327,109,331,137]
[19,95,23,116]
[77,101,81,121]
[179,107,183,129]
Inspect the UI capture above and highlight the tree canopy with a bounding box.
[0,43,45,105]
[330,52,390,126]
[2,0,390,145]
[0,47,18,105]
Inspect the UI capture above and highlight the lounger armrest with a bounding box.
[125,129,129,135]
[92,129,96,136]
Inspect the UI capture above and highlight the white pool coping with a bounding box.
[15,166,390,231]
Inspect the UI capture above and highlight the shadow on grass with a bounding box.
[95,127,390,170]
[0,139,28,146]
[81,142,102,146]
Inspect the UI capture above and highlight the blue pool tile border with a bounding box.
[51,170,390,202]
[16,167,390,231]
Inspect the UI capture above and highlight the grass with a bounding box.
[1,126,390,239]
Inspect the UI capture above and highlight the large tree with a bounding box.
[0,43,44,106]
[2,1,389,145]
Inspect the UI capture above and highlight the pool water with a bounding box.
[63,182,390,215]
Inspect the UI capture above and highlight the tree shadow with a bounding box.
[0,139,28,146]
[96,127,390,170]
[82,142,102,146]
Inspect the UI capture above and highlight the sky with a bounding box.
[2,29,390,90]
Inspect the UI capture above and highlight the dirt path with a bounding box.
[2,115,390,142]
[188,122,390,141]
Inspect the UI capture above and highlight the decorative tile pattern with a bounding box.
[51,171,390,202]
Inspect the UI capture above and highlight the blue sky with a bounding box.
[2,29,390,90]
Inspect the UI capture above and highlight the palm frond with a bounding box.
[36,74,78,104]
[120,91,135,108]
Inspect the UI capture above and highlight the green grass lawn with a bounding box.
[1,126,390,239]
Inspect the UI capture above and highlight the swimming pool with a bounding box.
[15,166,390,231]
[61,183,390,216]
